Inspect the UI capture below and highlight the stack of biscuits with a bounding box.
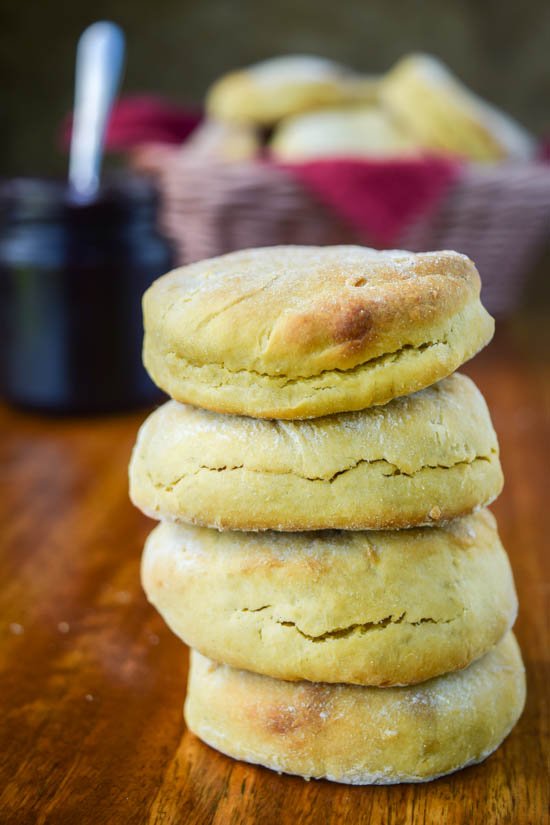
[129,245,525,784]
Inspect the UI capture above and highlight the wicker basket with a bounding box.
[138,147,550,316]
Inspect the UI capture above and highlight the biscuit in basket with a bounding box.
[207,55,376,126]
[380,53,534,162]
[143,245,494,419]
[271,105,418,160]
[129,373,503,531]
[184,633,525,784]
[183,118,260,161]
[142,510,516,686]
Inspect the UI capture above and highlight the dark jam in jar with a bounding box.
[0,175,173,413]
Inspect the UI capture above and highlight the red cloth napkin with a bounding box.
[61,95,201,150]
[281,156,462,247]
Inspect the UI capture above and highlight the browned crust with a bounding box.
[143,246,489,380]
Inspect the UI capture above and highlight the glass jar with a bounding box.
[0,175,173,413]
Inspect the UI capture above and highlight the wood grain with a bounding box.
[0,323,548,825]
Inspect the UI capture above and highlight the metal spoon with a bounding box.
[68,21,125,201]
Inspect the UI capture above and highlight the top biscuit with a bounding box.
[206,55,374,126]
[143,245,494,419]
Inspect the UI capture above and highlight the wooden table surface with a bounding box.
[1,323,548,825]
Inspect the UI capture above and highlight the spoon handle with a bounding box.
[69,21,125,199]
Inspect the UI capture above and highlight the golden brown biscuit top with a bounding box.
[144,245,488,380]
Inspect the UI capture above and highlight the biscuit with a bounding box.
[184,118,260,161]
[206,55,375,126]
[142,510,517,686]
[129,373,503,531]
[380,54,534,162]
[271,105,419,161]
[143,245,494,419]
[184,633,525,784]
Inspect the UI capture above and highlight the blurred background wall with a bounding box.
[2,0,549,176]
